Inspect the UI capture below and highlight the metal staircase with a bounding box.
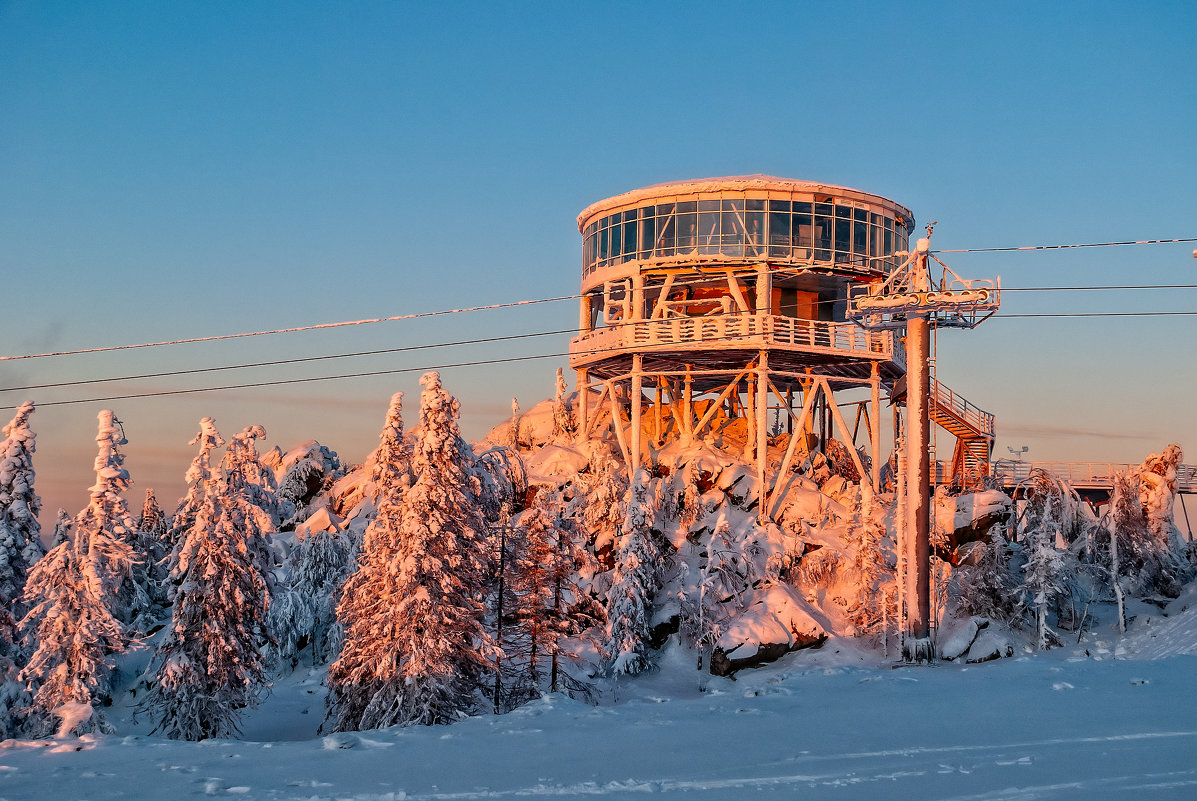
[929,378,995,486]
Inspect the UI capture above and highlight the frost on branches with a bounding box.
[327,373,496,730]
[274,525,352,668]
[366,392,411,504]
[136,488,170,606]
[0,401,44,615]
[606,468,665,676]
[1107,446,1189,598]
[1017,470,1075,650]
[139,429,278,740]
[74,410,148,628]
[18,535,126,737]
[167,418,225,557]
[499,488,599,708]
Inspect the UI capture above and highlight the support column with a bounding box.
[630,354,643,475]
[682,364,694,444]
[756,351,769,524]
[655,377,663,445]
[904,313,933,659]
[576,368,589,445]
[870,363,881,491]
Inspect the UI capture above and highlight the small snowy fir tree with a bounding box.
[680,511,754,666]
[1018,471,1071,650]
[167,417,224,556]
[50,509,73,548]
[502,488,599,707]
[0,401,45,616]
[956,523,1020,625]
[366,392,410,504]
[136,488,170,604]
[552,368,575,441]
[19,533,127,737]
[138,478,273,740]
[605,468,665,675]
[579,450,628,568]
[846,487,888,632]
[328,373,497,729]
[139,427,278,740]
[275,526,352,668]
[73,410,147,627]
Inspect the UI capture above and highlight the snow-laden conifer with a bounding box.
[19,534,126,737]
[328,373,496,729]
[366,392,410,502]
[139,489,272,740]
[274,525,351,668]
[605,468,664,675]
[139,428,278,740]
[277,441,343,527]
[167,418,224,555]
[74,410,147,627]
[552,368,575,441]
[579,450,627,568]
[0,401,44,614]
[846,487,889,632]
[135,488,170,606]
[1017,470,1073,650]
[679,511,752,664]
[50,509,72,548]
[502,488,599,706]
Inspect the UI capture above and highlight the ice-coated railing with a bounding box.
[569,314,901,367]
[991,461,1197,493]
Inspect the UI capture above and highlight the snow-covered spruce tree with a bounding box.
[1107,459,1187,597]
[579,450,628,569]
[50,509,73,548]
[275,526,351,668]
[136,488,170,607]
[956,523,1020,625]
[327,372,496,729]
[605,468,665,675]
[1018,472,1071,650]
[18,534,127,737]
[0,605,20,740]
[167,417,224,557]
[220,426,279,597]
[0,401,45,616]
[846,487,889,632]
[74,410,147,628]
[367,392,411,503]
[502,488,599,707]
[552,368,575,441]
[679,511,754,666]
[138,474,273,740]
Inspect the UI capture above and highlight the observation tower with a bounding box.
[569,175,924,515]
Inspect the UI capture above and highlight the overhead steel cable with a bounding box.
[2,283,1195,396]
[3,308,1195,411]
[932,237,1197,254]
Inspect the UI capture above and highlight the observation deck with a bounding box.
[569,313,905,391]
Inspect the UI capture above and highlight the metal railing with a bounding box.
[569,314,901,366]
[930,378,995,438]
[990,461,1197,493]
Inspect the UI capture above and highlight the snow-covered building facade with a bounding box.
[570,176,917,516]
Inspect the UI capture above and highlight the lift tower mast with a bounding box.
[848,231,999,661]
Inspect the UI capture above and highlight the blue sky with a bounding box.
[2,1,1194,522]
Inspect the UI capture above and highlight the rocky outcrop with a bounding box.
[709,584,827,676]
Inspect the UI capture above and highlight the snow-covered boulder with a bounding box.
[965,628,1014,663]
[937,490,1012,555]
[709,584,828,676]
[525,444,588,483]
[939,616,988,661]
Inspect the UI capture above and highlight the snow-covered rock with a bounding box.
[939,616,988,661]
[965,628,1014,663]
[710,584,828,676]
[525,443,589,483]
